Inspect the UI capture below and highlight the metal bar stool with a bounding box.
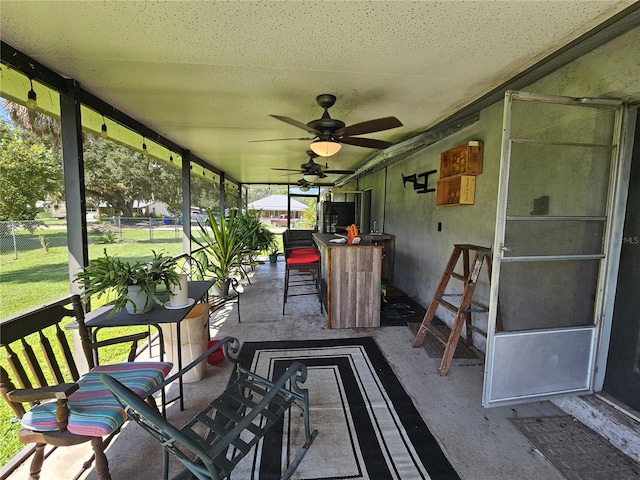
[282,230,322,314]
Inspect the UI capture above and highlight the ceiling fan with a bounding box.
[296,178,313,191]
[271,150,355,182]
[255,94,403,156]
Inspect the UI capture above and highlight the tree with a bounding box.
[2,101,222,218]
[3,100,63,149]
[83,139,182,217]
[190,173,220,214]
[0,120,61,220]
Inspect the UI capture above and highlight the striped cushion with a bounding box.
[21,361,172,437]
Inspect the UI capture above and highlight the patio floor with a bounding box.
[5,259,629,480]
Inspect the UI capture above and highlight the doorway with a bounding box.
[288,189,319,231]
[603,112,640,411]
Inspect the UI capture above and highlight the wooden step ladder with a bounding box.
[413,244,493,376]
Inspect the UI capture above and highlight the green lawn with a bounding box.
[1,225,183,318]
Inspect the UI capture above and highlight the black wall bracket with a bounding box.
[402,170,437,194]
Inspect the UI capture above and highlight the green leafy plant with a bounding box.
[147,249,184,292]
[38,234,51,252]
[74,249,181,315]
[268,240,280,255]
[235,209,275,254]
[98,230,118,244]
[267,239,280,263]
[91,224,119,244]
[191,208,259,293]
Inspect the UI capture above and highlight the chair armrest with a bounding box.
[7,383,79,403]
[144,336,241,399]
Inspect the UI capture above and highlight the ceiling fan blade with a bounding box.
[271,168,303,172]
[340,136,393,149]
[336,116,403,136]
[270,115,321,135]
[324,169,356,175]
[249,136,314,143]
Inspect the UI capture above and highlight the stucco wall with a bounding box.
[333,26,640,352]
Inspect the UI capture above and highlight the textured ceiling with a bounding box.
[0,1,634,185]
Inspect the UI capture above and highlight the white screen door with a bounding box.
[482,91,623,407]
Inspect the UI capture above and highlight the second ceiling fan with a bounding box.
[271,150,355,182]
[261,93,403,156]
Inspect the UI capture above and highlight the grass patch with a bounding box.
[1,226,183,318]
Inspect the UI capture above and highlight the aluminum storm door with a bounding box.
[482,91,623,407]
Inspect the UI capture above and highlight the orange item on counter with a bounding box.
[347,224,359,245]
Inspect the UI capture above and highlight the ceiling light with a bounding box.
[26,79,37,109]
[299,185,310,192]
[101,117,108,138]
[303,173,320,183]
[310,139,341,157]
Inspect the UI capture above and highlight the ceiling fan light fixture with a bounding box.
[302,173,320,183]
[310,139,341,157]
[299,185,310,192]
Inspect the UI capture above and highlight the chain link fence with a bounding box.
[103,216,182,243]
[0,220,51,260]
[0,217,182,260]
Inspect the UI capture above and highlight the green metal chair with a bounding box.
[100,359,317,480]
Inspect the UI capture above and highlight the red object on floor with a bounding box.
[207,341,225,365]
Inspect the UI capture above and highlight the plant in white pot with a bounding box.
[75,249,181,315]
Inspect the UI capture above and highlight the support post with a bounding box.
[59,79,89,296]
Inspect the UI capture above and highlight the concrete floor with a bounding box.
[6,260,582,480]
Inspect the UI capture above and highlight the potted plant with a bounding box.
[75,249,181,315]
[267,236,281,264]
[191,208,260,295]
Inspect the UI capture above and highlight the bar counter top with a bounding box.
[312,232,381,248]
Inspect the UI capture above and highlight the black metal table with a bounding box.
[85,280,215,412]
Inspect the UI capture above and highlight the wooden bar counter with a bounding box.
[313,233,383,329]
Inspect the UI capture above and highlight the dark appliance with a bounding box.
[318,201,356,233]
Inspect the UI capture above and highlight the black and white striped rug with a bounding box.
[232,337,460,480]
